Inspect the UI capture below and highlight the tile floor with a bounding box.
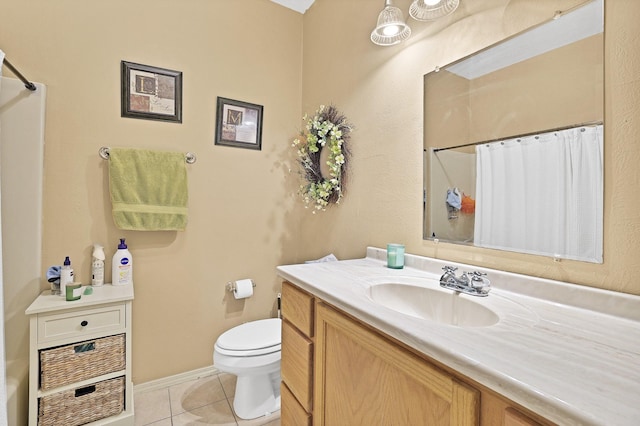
[133,372,281,426]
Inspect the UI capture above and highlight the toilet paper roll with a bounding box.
[233,279,254,299]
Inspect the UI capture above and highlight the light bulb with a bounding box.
[383,25,401,36]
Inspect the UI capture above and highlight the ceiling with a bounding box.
[270,0,315,14]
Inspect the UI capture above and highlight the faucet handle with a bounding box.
[442,266,458,274]
[470,271,491,293]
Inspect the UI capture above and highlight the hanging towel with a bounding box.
[446,188,461,220]
[461,193,476,214]
[109,148,188,231]
[446,188,461,209]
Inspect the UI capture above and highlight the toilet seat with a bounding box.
[215,318,281,357]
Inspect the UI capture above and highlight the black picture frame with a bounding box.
[215,97,263,150]
[121,61,182,123]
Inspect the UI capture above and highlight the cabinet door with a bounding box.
[314,302,479,426]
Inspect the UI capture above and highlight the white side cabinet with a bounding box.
[25,285,134,426]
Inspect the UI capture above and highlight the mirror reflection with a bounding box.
[423,0,604,263]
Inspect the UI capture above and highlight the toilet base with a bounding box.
[233,371,281,420]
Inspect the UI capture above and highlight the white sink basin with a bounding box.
[368,283,499,327]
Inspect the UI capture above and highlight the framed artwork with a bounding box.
[121,61,182,123]
[215,97,263,150]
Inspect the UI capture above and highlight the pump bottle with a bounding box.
[60,256,74,298]
[112,238,133,286]
[91,244,105,287]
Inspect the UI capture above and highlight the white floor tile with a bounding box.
[169,375,227,416]
[171,399,237,425]
[134,373,281,426]
[133,388,172,426]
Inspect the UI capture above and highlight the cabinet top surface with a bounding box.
[277,247,640,426]
[25,284,134,315]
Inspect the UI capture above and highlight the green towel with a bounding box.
[109,148,188,231]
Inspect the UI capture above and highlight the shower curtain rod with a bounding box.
[99,147,197,164]
[2,58,37,91]
[430,121,603,153]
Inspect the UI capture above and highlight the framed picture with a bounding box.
[215,97,263,150]
[121,61,182,123]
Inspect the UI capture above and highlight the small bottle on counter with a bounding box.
[91,244,105,287]
[60,256,74,298]
[112,238,133,286]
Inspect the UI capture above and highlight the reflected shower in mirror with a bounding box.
[423,0,604,263]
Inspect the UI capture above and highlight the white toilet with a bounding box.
[213,318,282,420]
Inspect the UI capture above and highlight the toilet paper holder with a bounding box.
[226,280,256,293]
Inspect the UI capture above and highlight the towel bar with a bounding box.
[99,147,196,164]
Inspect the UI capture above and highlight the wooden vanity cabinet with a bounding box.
[280,280,552,426]
[504,408,545,426]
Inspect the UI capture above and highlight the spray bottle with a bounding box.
[91,244,105,287]
[112,238,133,286]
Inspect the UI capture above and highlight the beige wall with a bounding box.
[2,0,640,423]
[1,1,304,423]
[300,0,640,295]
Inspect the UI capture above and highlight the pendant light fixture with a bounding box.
[409,0,460,21]
[370,0,412,46]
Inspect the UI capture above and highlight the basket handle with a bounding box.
[75,385,96,398]
[74,342,96,353]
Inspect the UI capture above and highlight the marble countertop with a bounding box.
[277,248,640,426]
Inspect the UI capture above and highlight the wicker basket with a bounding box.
[38,376,124,426]
[40,334,125,391]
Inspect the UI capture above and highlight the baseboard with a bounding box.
[133,365,219,394]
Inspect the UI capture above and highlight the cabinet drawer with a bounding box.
[40,334,126,390]
[282,282,314,337]
[281,382,311,426]
[282,319,313,412]
[37,304,125,345]
[38,376,125,426]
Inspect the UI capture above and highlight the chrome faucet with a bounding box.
[439,266,491,297]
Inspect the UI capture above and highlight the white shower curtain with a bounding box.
[0,49,8,426]
[474,125,603,263]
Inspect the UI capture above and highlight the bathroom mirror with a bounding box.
[423,0,604,262]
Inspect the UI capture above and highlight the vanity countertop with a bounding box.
[277,248,640,426]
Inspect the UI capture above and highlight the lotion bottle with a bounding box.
[91,244,105,287]
[112,238,133,286]
[60,256,74,298]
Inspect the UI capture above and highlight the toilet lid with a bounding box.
[216,318,281,352]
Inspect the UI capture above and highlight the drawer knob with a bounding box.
[80,320,88,327]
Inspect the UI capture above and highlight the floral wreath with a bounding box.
[292,105,353,212]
